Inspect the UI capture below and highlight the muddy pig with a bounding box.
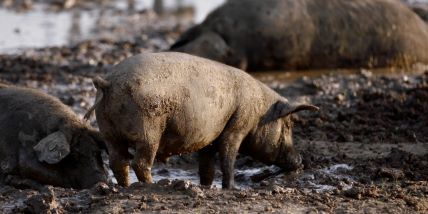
[85,52,318,189]
[0,84,108,189]
[170,0,428,71]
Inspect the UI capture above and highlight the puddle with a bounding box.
[107,164,281,189]
[107,162,356,192]
[298,164,355,193]
[1,197,27,213]
[0,5,97,53]
[0,0,225,53]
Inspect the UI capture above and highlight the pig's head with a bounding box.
[33,127,108,189]
[241,101,319,171]
[170,26,247,70]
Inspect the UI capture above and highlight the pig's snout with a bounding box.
[277,151,303,172]
[289,153,303,170]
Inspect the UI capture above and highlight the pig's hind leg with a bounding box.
[131,116,165,183]
[107,139,132,187]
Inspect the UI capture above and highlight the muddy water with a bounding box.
[0,5,96,53]
[0,0,225,52]
[110,142,428,191]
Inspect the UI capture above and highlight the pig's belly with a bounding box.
[153,81,236,160]
[156,133,216,161]
[156,112,231,160]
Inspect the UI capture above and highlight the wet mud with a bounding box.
[1,2,428,213]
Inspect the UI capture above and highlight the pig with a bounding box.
[170,0,428,71]
[85,52,318,189]
[0,84,108,189]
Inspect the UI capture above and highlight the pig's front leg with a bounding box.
[218,133,245,189]
[198,144,218,187]
[18,150,65,187]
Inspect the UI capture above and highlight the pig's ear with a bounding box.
[33,131,70,164]
[275,101,319,119]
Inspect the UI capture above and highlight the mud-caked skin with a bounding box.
[87,52,318,189]
[0,84,108,189]
[171,0,428,71]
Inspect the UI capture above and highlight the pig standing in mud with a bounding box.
[0,83,107,189]
[85,52,318,189]
[171,0,428,70]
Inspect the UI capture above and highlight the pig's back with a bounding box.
[107,52,250,87]
[0,87,67,174]
[0,86,80,123]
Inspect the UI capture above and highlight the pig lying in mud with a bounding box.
[0,84,107,189]
[85,52,318,189]
[170,0,428,71]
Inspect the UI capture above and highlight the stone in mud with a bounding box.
[0,84,107,189]
[173,180,191,191]
[186,186,205,198]
[86,52,318,189]
[157,179,172,186]
[343,187,362,200]
[171,0,428,70]
[91,182,118,195]
[377,168,405,180]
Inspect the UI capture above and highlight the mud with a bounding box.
[1,2,428,213]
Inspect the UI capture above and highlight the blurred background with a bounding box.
[0,0,227,52]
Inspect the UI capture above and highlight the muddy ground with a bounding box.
[1,3,428,214]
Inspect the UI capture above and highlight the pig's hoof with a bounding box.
[222,185,239,190]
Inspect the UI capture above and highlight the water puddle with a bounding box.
[107,162,355,192]
[108,165,280,189]
[0,0,225,53]
[298,164,355,193]
[1,199,25,213]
